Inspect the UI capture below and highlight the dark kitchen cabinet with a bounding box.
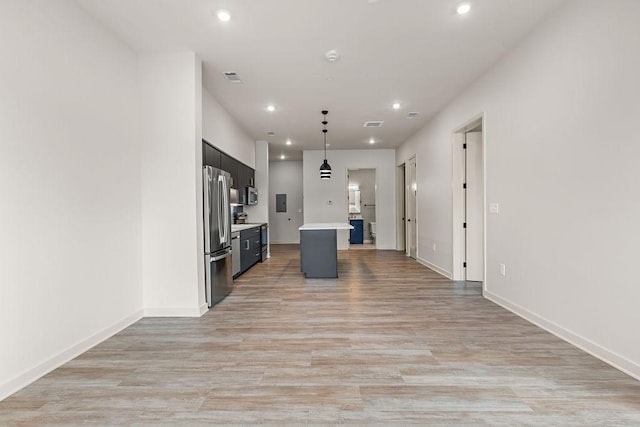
[236,165,247,203]
[235,164,256,204]
[202,142,221,169]
[220,153,238,188]
[247,168,255,188]
[240,227,261,273]
[202,141,256,199]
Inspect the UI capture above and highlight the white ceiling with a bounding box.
[77,0,566,160]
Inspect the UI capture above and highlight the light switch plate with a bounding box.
[489,203,499,214]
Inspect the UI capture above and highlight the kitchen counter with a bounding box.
[232,223,266,232]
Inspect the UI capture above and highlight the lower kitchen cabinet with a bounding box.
[240,227,261,274]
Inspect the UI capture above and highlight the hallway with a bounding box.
[1,246,639,425]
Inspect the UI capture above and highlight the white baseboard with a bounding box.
[0,310,143,402]
[416,256,453,279]
[143,306,204,317]
[484,290,640,382]
[270,241,300,245]
[199,303,208,316]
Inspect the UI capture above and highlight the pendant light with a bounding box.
[319,110,332,180]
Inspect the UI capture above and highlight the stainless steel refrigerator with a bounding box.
[203,166,233,307]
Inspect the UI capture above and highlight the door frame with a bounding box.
[451,114,486,286]
[406,156,417,258]
[396,163,406,252]
[346,167,378,248]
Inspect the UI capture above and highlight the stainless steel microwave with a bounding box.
[246,186,258,205]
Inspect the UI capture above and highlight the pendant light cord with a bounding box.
[322,111,328,159]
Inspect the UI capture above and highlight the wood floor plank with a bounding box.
[1,244,639,425]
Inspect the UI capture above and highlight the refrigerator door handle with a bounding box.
[222,175,230,244]
[210,250,232,262]
[202,167,211,253]
[217,176,225,245]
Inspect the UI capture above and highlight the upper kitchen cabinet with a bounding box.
[235,165,247,204]
[202,141,221,169]
[202,141,256,203]
[220,152,238,188]
[247,167,255,188]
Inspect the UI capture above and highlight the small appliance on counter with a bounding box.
[234,211,248,224]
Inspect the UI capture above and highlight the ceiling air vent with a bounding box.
[222,71,242,83]
[266,131,276,136]
[406,112,419,119]
[363,121,384,128]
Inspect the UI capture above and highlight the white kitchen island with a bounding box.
[299,223,354,278]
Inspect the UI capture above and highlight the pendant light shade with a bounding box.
[320,159,332,179]
[319,110,332,180]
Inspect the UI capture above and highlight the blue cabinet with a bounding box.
[350,219,364,244]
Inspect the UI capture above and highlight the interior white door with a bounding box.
[465,131,484,281]
[406,157,417,259]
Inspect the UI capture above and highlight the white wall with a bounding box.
[303,150,396,250]
[0,0,142,400]
[269,161,304,244]
[202,88,255,168]
[139,52,205,316]
[244,141,269,225]
[397,0,640,378]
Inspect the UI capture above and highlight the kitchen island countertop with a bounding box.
[299,223,353,230]
[232,223,266,232]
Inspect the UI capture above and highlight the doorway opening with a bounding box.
[452,115,485,284]
[406,157,417,259]
[396,163,406,252]
[347,168,377,250]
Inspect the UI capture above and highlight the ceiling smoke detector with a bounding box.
[266,131,276,136]
[363,121,384,128]
[406,112,419,119]
[325,50,340,62]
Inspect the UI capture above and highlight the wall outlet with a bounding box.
[499,263,506,276]
[432,243,437,252]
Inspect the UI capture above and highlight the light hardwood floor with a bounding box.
[2,245,639,425]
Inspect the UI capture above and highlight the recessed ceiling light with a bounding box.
[216,9,231,22]
[326,143,331,147]
[266,105,276,112]
[456,3,471,15]
[369,138,375,144]
[280,154,285,160]
[285,139,292,145]
[392,102,401,110]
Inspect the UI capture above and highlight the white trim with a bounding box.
[199,303,208,316]
[143,306,205,317]
[270,241,301,245]
[0,310,143,401]
[451,113,486,282]
[415,256,453,280]
[484,291,640,382]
